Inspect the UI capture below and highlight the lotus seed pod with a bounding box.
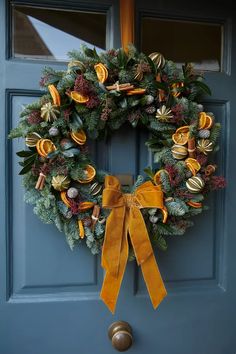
[49,127,59,137]
[67,187,79,199]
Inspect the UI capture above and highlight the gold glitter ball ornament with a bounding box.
[41,102,60,122]
[156,105,173,122]
[25,132,41,147]
[171,144,188,160]
[51,175,71,191]
[148,52,166,69]
[197,139,213,155]
[186,176,205,193]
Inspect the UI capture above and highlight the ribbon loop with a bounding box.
[100,175,167,313]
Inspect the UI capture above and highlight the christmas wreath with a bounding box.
[9,45,226,312]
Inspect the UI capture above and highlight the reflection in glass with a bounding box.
[141,17,222,71]
[12,6,107,61]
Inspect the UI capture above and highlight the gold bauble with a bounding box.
[51,175,71,191]
[171,144,188,160]
[148,52,166,69]
[41,102,60,122]
[197,139,213,155]
[186,176,205,193]
[25,132,41,147]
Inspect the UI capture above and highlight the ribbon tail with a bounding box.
[100,208,129,313]
[140,255,167,309]
[129,207,167,309]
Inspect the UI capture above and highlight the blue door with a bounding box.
[1,0,235,353]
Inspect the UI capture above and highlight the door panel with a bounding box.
[1,0,235,354]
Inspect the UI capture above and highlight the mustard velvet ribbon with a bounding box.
[100,175,167,313]
[120,0,135,52]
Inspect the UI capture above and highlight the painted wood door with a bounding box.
[0,0,235,353]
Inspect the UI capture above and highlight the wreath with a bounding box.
[9,45,226,312]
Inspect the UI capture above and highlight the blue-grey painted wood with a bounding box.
[0,0,235,353]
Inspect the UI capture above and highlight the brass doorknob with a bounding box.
[108,321,133,352]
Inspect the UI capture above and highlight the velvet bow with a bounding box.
[100,175,167,313]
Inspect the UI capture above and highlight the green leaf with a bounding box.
[84,47,96,58]
[19,159,34,175]
[191,80,212,96]
[16,150,35,157]
[156,235,167,251]
[144,166,154,178]
[19,154,37,166]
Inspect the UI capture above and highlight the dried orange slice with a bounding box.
[79,201,95,211]
[71,130,87,145]
[77,165,96,184]
[171,82,184,97]
[61,191,71,208]
[78,220,85,238]
[204,114,214,129]
[94,63,108,83]
[187,201,202,208]
[161,207,168,223]
[176,126,190,134]
[36,139,56,158]
[198,112,207,129]
[48,84,61,106]
[198,112,214,130]
[127,88,146,95]
[172,131,189,145]
[70,91,89,103]
[153,169,169,185]
[185,158,201,176]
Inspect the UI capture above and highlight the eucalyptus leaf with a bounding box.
[47,150,59,159]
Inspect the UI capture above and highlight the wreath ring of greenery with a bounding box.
[9,45,226,257]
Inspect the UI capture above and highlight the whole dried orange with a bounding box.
[70,91,89,103]
[94,63,108,83]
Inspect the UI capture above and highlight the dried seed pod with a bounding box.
[41,102,60,122]
[67,187,79,199]
[205,164,217,176]
[156,105,173,122]
[52,175,70,191]
[197,139,213,155]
